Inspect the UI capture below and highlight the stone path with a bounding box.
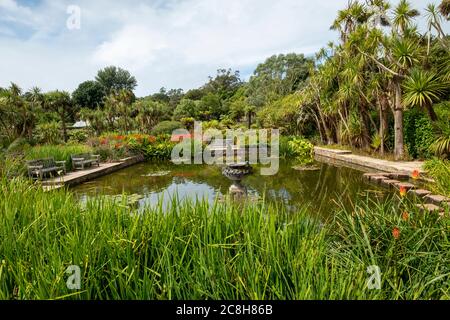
[42,156,144,191]
[314,147,425,174]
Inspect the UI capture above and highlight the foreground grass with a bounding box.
[0,178,448,300]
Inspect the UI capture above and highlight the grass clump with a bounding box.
[0,178,448,300]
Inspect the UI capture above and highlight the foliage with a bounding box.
[280,136,314,165]
[424,158,450,196]
[151,121,184,136]
[25,144,92,171]
[34,122,61,145]
[404,109,435,159]
[0,178,448,299]
[95,66,137,95]
[68,129,89,144]
[72,81,105,109]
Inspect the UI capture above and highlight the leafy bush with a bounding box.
[34,122,61,145]
[404,109,435,159]
[151,121,184,135]
[280,136,314,164]
[424,158,450,196]
[68,129,89,144]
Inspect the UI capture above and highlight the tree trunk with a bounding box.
[393,81,404,160]
[425,103,438,121]
[379,94,389,156]
[247,112,252,129]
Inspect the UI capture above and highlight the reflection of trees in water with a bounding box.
[73,160,383,218]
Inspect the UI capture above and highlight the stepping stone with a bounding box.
[370,175,388,183]
[394,182,415,191]
[424,195,450,206]
[380,179,400,187]
[415,204,443,213]
[410,189,432,197]
[388,172,410,180]
[363,173,387,179]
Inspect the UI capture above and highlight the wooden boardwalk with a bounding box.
[42,156,144,191]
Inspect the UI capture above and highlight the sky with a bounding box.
[0,0,448,97]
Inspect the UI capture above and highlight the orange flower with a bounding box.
[399,186,407,197]
[402,211,409,221]
[114,143,122,149]
[392,227,400,240]
[100,138,108,145]
[411,170,420,180]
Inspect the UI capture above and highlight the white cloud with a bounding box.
[0,0,448,96]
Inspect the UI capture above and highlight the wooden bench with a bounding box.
[26,158,66,180]
[71,153,100,170]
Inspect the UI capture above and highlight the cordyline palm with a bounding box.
[439,0,450,20]
[392,0,420,35]
[402,68,448,121]
[331,1,369,42]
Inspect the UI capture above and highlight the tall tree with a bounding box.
[72,80,105,109]
[95,66,137,95]
[44,91,74,142]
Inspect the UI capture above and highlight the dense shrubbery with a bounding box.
[280,136,314,165]
[404,109,435,159]
[151,121,184,135]
[424,158,450,196]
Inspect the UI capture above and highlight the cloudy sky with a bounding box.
[0,0,447,97]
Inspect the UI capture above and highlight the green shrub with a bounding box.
[281,136,314,164]
[424,158,450,196]
[151,121,184,135]
[404,109,435,159]
[34,122,61,145]
[68,129,89,144]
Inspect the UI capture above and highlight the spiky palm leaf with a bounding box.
[403,69,448,109]
[393,0,420,34]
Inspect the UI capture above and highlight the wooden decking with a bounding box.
[42,155,144,191]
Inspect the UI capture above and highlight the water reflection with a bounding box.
[72,160,389,218]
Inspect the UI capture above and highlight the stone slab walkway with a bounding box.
[314,147,424,174]
[42,156,144,191]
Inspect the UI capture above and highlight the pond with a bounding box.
[72,159,391,219]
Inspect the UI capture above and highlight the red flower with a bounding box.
[402,211,409,221]
[392,227,400,240]
[100,138,108,145]
[399,186,407,198]
[411,170,420,180]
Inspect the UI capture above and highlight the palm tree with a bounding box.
[44,91,73,142]
[439,0,450,20]
[392,0,420,35]
[403,68,448,121]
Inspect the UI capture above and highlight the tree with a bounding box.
[135,98,169,133]
[203,69,242,101]
[95,66,137,94]
[440,0,450,19]
[44,91,74,142]
[72,81,105,109]
[248,53,313,109]
[173,99,199,120]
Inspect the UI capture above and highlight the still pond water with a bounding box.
[72,160,390,218]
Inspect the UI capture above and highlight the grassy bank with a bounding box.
[0,178,448,300]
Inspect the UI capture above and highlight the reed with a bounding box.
[0,178,448,300]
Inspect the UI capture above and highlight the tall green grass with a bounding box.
[25,144,93,171]
[0,178,448,300]
[424,158,450,196]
